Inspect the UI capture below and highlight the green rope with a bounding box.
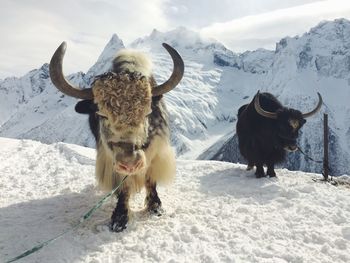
[5,175,128,263]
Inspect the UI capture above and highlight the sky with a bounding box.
[1,0,350,79]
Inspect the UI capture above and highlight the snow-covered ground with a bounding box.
[1,137,349,263]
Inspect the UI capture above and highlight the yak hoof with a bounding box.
[267,170,277,177]
[151,207,164,217]
[109,214,128,232]
[148,203,163,216]
[246,165,254,171]
[255,173,266,178]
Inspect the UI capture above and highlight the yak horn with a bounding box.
[301,92,323,118]
[49,42,93,99]
[254,91,278,119]
[152,43,184,97]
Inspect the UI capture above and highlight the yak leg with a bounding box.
[145,178,162,216]
[255,162,265,178]
[246,160,254,171]
[110,188,130,232]
[267,163,276,177]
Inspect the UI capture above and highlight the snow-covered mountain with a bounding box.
[1,138,350,262]
[0,19,349,175]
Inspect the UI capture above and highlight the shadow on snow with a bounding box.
[0,185,129,263]
[198,164,283,204]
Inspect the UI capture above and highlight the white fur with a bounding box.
[95,135,175,194]
[113,50,153,77]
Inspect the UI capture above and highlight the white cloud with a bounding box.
[201,0,350,52]
[0,0,168,78]
[0,0,349,78]
[163,0,322,28]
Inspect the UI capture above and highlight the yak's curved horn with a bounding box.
[254,91,278,119]
[301,92,323,118]
[49,42,93,99]
[152,43,184,97]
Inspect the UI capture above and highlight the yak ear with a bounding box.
[75,100,97,114]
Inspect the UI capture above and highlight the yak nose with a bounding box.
[118,161,141,172]
[115,152,143,173]
[117,160,143,173]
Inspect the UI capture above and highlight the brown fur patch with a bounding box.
[92,73,152,127]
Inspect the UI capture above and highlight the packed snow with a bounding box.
[1,137,349,263]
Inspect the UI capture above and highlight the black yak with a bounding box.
[236,91,322,178]
[49,42,184,231]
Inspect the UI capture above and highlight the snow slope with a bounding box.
[1,138,350,263]
[0,19,350,175]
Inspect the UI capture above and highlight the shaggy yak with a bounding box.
[236,91,322,178]
[49,42,184,231]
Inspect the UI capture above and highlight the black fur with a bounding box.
[110,190,129,232]
[145,178,162,216]
[75,100,97,114]
[236,92,306,178]
[75,100,99,141]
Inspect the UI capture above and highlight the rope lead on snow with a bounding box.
[5,175,129,263]
[297,146,323,164]
[297,146,335,182]
[297,146,332,172]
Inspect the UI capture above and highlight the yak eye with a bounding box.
[134,144,144,151]
[289,119,300,130]
[107,141,125,149]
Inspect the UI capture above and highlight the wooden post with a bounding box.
[323,113,329,180]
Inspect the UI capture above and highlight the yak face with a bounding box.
[92,72,152,175]
[253,91,322,152]
[275,108,306,152]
